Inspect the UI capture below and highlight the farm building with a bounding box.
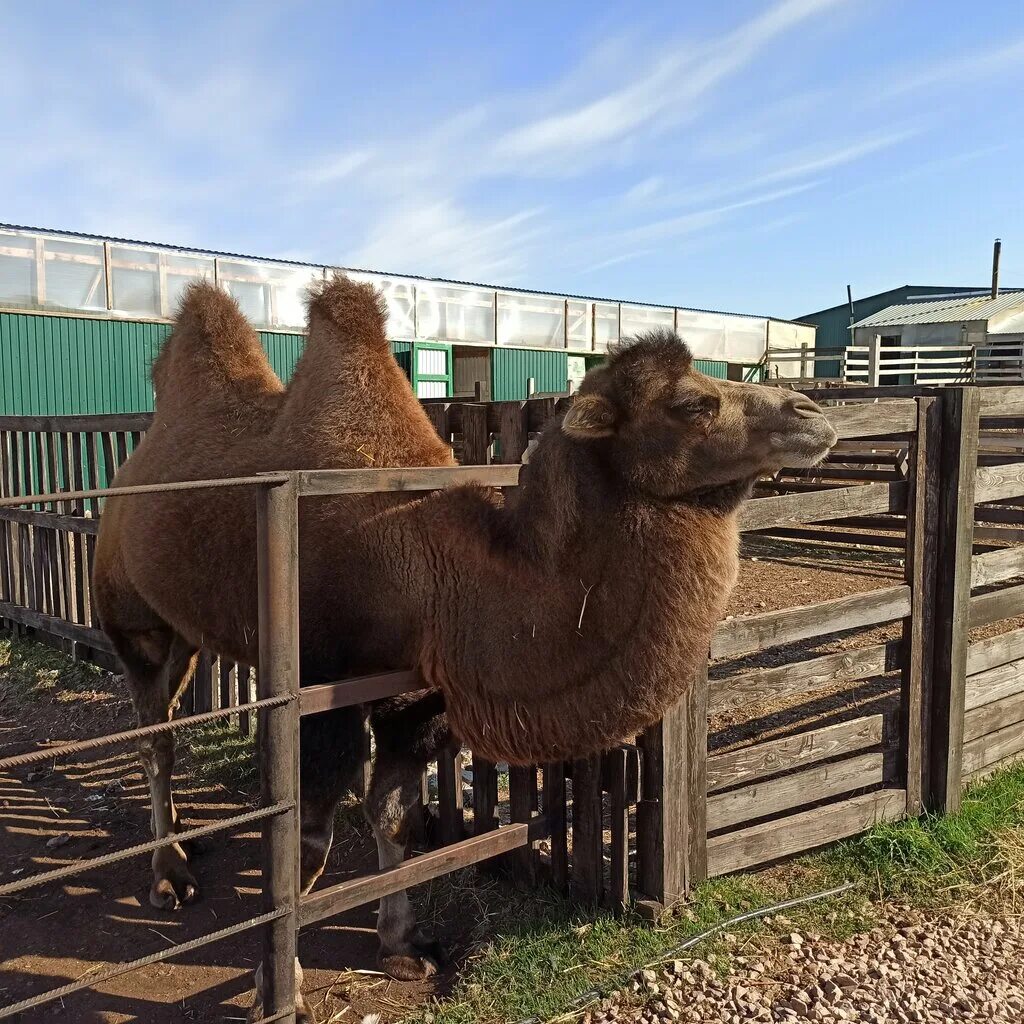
[794,284,1023,381]
[848,290,1024,385]
[0,224,813,415]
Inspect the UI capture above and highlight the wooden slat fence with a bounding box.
[4,387,1024,912]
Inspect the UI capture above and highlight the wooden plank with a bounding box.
[0,600,113,653]
[964,691,1024,743]
[707,751,887,833]
[971,546,1024,588]
[493,402,529,464]
[738,481,907,533]
[436,748,465,846]
[975,463,1024,503]
[961,722,1024,778]
[603,748,630,912]
[570,755,603,903]
[751,526,907,549]
[711,585,911,661]
[0,413,154,433]
[977,386,1024,417]
[707,714,888,793]
[508,765,538,885]
[929,387,980,813]
[686,663,708,885]
[902,396,940,815]
[967,627,1024,674]
[472,756,499,836]
[299,670,423,715]
[707,789,907,877]
[542,763,568,890]
[824,401,919,439]
[969,582,1024,627]
[300,821,543,926]
[459,404,491,466]
[296,464,518,497]
[965,659,1024,712]
[709,641,898,714]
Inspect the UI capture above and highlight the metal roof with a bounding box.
[851,291,1024,329]
[0,222,804,327]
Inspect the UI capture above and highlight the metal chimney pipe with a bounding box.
[992,238,1002,299]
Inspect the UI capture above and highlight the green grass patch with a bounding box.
[181,718,258,794]
[415,766,1024,1024]
[0,629,109,705]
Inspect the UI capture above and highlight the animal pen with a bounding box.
[3,386,1024,1020]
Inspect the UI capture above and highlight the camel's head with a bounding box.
[560,330,836,503]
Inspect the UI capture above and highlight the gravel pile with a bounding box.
[584,911,1024,1024]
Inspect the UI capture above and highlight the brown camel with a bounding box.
[93,275,835,1014]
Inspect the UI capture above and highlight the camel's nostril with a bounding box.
[787,394,825,419]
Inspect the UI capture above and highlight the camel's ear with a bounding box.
[561,395,616,439]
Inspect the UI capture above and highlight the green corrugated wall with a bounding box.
[0,312,425,415]
[693,358,729,379]
[491,348,569,400]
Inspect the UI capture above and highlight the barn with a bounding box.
[0,224,812,414]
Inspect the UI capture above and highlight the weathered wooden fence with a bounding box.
[3,387,1024,1019]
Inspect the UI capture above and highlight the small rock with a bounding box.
[45,833,71,849]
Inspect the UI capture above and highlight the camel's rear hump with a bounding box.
[151,281,284,411]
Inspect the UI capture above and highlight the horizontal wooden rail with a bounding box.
[709,641,899,713]
[711,585,911,661]
[0,506,98,533]
[707,750,889,833]
[707,788,907,876]
[0,601,112,652]
[971,547,1024,589]
[822,401,918,439]
[299,670,423,715]
[964,691,1024,743]
[965,659,1024,712]
[706,714,890,793]
[739,481,907,533]
[0,413,154,432]
[299,819,546,926]
[962,724,1024,779]
[966,627,1024,674]
[978,386,1024,417]
[294,465,521,497]
[968,583,1024,628]
[974,463,1024,504]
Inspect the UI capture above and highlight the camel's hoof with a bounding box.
[379,939,444,981]
[149,865,199,911]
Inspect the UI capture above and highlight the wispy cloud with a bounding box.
[297,149,375,187]
[492,0,849,166]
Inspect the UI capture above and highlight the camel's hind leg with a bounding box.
[366,691,451,981]
[109,624,200,911]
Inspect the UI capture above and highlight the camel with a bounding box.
[93,275,836,1016]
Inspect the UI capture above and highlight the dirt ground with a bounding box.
[0,537,1018,1023]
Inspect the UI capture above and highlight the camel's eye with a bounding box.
[669,395,719,423]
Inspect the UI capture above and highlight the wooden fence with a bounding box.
[3,388,1024,914]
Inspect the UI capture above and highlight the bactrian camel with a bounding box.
[93,275,836,1013]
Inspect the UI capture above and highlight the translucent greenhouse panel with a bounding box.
[676,310,767,363]
[416,283,494,344]
[566,299,593,350]
[347,271,416,339]
[110,246,160,316]
[0,230,37,307]
[164,253,215,315]
[496,292,565,348]
[218,260,321,329]
[593,302,619,351]
[620,304,674,339]
[42,237,107,311]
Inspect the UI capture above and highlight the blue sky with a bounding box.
[2,0,1022,318]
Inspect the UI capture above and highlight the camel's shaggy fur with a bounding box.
[93,274,835,1009]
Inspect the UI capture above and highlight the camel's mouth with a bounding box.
[770,421,838,468]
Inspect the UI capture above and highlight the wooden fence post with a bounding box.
[929,387,980,813]
[636,658,708,906]
[902,396,941,815]
[256,477,301,1023]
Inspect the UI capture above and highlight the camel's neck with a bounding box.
[403,432,741,764]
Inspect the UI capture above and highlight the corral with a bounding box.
[2,384,1024,1021]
